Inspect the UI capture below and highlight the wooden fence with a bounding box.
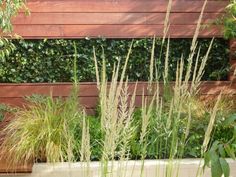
[10,0,234,79]
[12,0,227,38]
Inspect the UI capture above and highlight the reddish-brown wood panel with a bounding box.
[23,0,227,13]
[10,0,227,38]
[0,96,155,110]
[0,82,235,110]
[0,82,235,98]
[0,82,150,97]
[12,12,222,25]
[12,24,223,38]
[0,160,32,173]
[0,97,99,109]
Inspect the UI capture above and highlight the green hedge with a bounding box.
[0,38,229,83]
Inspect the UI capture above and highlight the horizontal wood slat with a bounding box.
[0,96,149,109]
[0,82,235,98]
[10,0,227,38]
[13,12,222,25]
[24,0,228,13]
[0,160,32,173]
[12,25,223,38]
[0,82,235,110]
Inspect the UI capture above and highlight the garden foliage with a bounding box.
[0,37,235,177]
[0,38,229,83]
[223,0,236,39]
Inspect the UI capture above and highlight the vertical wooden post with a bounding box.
[229,39,236,81]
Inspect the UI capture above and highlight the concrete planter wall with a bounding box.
[2,159,236,177]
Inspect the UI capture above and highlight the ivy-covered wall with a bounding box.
[0,38,229,83]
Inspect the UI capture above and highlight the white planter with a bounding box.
[2,159,236,177]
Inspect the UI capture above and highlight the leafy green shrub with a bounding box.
[204,113,236,177]
[0,38,229,83]
[223,0,236,39]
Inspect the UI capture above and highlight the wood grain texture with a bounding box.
[12,25,223,38]
[12,12,222,25]
[23,0,228,13]
[10,0,227,38]
[0,160,32,173]
[0,82,235,110]
[1,81,235,97]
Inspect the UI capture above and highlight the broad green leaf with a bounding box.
[209,150,219,163]
[208,150,223,177]
[219,158,230,177]
[219,144,226,158]
[211,154,223,177]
